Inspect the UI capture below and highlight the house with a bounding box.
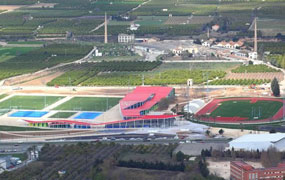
[216,41,244,49]
[172,46,198,56]
[118,34,135,43]
[229,133,285,151]
[130,24,140,31]
[248,52,258,60]
[212,24,220,31]
[202,41,212,47]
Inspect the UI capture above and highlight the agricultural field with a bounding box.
[53,97,121,111]
[47,61,162,86]
[0,143,221,180]
[0,95,64,110]
[0,46,37,62]
[268,55,285,69]
[156,62,241,72]
[210,100,282,120]
[38,18,104,35]
[165,16,213,25]
[48,61,234,86]
[208,79,271,86]
[81,69,226,86]
[0,43,93,81]
[231,64,280,73]
[49,112,76,118]
[253,18,285,36]
[135,16,168,25]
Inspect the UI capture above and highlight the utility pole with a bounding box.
[104,12,108,44]
[254,17,258,53]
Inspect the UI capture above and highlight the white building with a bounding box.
[130,24,140,31]
[118,34,135,43]
[249,52,258,60]
[229,133,285,151]
[202,41,212,47]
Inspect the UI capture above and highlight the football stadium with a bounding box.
[195,97,285,124]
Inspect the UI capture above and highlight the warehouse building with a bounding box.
[229,133,285,151]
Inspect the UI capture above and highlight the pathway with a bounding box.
[42,96,73,111]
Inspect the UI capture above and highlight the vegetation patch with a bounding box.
[231,64,280,73]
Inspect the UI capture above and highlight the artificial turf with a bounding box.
[53,97,121,111]
[0,96,65,110]
[49,112,76,118]
[210,100,283,120]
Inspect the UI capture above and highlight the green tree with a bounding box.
[176,151,185,162]
[271,77,280,97]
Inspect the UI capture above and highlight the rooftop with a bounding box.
[120,86,173,117]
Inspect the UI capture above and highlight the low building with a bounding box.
[202,41,212,47]
[249,52,258,60]
[217,41,244,49]
[229,133,285,151]
[118,34,135,43]
[130,24,140,31]
[231,161,285,180]
[212,24,220,31]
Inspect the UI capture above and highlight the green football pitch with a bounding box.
[53,97,121,111]
[210,100,283,120]
[49,112,76,118]
[0,96,65,110]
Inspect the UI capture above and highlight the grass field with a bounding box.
[0,46,37,62]
[0,94,7,100]
[0,96,65,110]
[54,97,121,112]
[0,153,28,161]
[49,112,76,118]
[210,100,283,120]
[0,125,46,131]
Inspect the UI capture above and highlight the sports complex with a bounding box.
[0,86,180,129]
[195,97,285,124]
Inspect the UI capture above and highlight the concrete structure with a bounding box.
[231,161,285,180]
[104,12,108,44]
[184,99,205,114]
[229,133,285,151]
[118,34,135,43]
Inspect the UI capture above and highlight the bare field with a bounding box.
[0,5,23,11]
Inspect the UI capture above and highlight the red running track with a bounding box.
[195,97,284,124]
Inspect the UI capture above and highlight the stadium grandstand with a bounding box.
[184,99,205,114]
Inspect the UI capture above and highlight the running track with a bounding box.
[195,97,284,124]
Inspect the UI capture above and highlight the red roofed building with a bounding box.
[119,86,175,119]
[231,161,285,180]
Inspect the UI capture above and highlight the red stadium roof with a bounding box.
[120,86,173,117]
[23,115,179,126]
